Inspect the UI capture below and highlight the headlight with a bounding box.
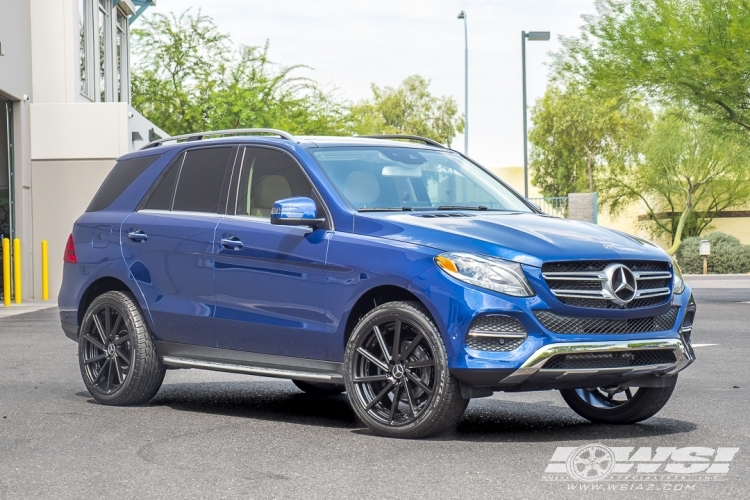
[435,252,534,297]
[672,258,685,294]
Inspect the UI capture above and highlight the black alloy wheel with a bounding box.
[344,301,467,438]
[560,377,677,424]
[79,291,165,405]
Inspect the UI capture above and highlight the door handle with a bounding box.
[220,234,243,250]
[128,229,148,242]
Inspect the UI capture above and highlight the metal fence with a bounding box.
[528,196,569,218]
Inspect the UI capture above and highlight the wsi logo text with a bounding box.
[542,444,739,482]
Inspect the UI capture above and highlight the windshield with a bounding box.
[311,147,533,212]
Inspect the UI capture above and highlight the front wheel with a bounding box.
[560,377,677,424]
[344,301,468,439]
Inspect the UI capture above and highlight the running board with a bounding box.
[162,356,344,383]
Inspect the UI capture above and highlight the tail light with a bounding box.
[64,234,77,263]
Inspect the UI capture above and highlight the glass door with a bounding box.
[0,99,14,301]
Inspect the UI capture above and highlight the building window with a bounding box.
[115,10,129,103]
[78,0,95,99]
[97,0,112,102]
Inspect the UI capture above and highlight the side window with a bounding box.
[235,148,320,217]
[87,155,159,212]
[172,147,233,213]
[143,153,182,210]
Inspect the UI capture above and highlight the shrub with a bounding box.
[676,232,750,274]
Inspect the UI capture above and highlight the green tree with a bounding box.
[528,82,652,197]
[131,10,347,136]
[600,113,750,254]
[556,0,750,134]
[348,75,464,146]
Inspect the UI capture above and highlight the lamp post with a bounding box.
[458,11,468,155]
[521,31,550,198]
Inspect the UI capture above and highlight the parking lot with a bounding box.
[1,279,748,499]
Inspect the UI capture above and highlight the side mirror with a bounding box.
[270,196,326,228]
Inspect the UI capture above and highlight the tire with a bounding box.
[292,380,346,396]
[78,291,165,405]
[559,377,677,424]
[343,301,468,439]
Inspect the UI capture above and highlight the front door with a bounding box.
[121,146,236,347]
[214,146,330,359]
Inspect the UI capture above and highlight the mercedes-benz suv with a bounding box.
[58,129,696,438]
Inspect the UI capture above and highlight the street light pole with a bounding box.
[521,31,550,198]
[458,11,468,155]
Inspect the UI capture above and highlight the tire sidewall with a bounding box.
[344,302,452,437]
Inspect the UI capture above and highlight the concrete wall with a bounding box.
[0,0,33,100]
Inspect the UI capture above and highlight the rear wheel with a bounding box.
[292,380,346,395]
[560,377,677,424]
[78,291,165,405]
[344,301,468,438]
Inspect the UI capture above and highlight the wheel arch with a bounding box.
[77,276,139,326]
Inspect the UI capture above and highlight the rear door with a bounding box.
[121,146,237,347]
[213,146,330,359]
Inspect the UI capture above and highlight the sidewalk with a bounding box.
[0,300,57,320]
[684,274,750,289]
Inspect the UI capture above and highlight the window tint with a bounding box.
[143,153,182,211]
[235,148,319,217]
[86,155,159,212]
[172,147,233,213]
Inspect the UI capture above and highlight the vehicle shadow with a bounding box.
[78,380,698,441]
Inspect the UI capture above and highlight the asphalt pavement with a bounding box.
[0,281,748,499]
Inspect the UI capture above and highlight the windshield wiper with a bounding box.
[358,207,414,212]
[436,205,489,211]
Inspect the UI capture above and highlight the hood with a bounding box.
[354,212,670,268]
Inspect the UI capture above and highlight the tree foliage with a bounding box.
[529,82,652,197]
[131,11,347,136]
[556,0,750,134]
[599,113,750,254]
[348,75,464,146]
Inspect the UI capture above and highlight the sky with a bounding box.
[149,0,598,167]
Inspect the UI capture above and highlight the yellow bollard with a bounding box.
[2,238,9,307]
[13,238,21,304]
[42,240,49,301]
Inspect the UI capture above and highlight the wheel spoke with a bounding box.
[605,391,615,402]
[105,360,113,391]
[357,347,389,372]
[114,334,130,346]
[392,320,402,361]
[84,353,107,364]
[111,313,122,337]
[94,359,111,384]
[373,325,392,363]
[625,388,633,400]
[405,358,434,369]
[389,384,402,423]
[113,356,124,384]
[399,332,424,362]
[405,370,433,395]
[403,379,417,417]
[115,347,130,365]
[365,382,394,411]
[84,334,106,351]
[92,315,107,345]
[104,306,112,340]
[353,375,389,384]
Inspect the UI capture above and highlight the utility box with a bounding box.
[700,240,711,256]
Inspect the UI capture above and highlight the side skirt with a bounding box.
[156,341,344,384]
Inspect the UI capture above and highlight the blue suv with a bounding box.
[59,129,696,438]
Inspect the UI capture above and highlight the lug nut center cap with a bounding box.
[107,344,116,357]
[391,364,405,379]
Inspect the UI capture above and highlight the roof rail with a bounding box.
[140,128,296,150]
[360,135,446,149]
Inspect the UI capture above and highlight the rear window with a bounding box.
[86,155,160,212]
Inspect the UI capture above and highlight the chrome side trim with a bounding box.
[497,338,693,386]
[162,356,342,382]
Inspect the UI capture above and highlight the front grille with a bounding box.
[466,336,525,352]
[542,260,672,309]
[542,350,677,370]
[534,307,680,334]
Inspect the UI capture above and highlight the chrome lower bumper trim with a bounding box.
[497,338,694,386]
